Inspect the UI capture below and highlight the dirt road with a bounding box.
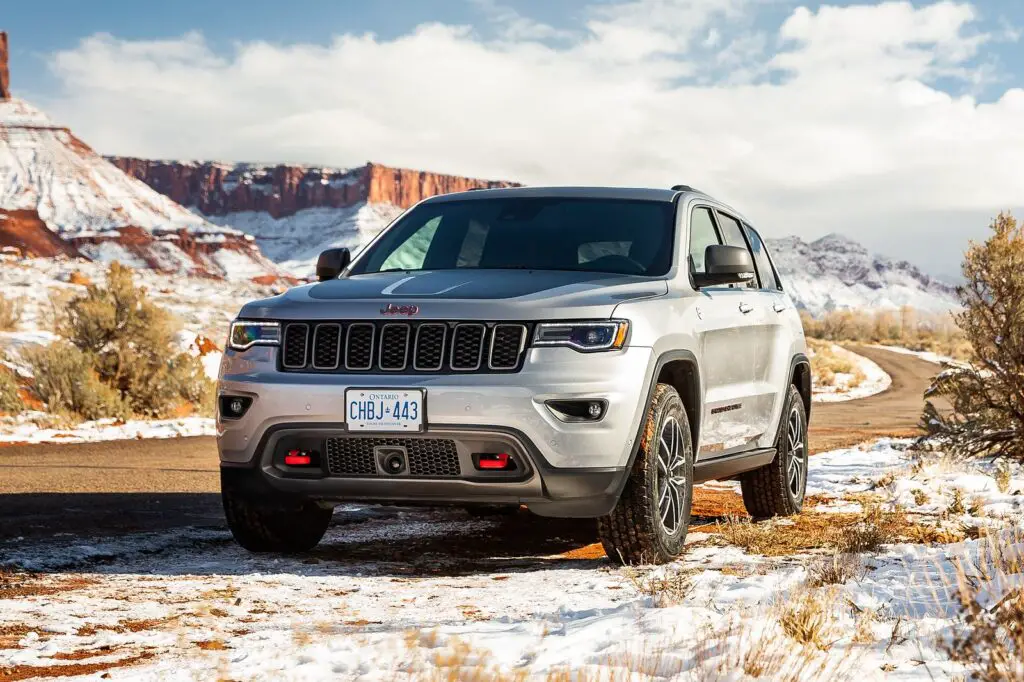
[0,346,940,542]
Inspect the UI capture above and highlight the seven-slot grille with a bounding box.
[280,321,529,374]
[324,437,461,477]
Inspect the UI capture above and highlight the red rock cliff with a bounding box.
[0,32,10,100]
[107,159,518,218]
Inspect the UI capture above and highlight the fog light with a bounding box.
[546,399,608,423]
[219,395,252,420]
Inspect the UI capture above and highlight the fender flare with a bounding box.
[611,349,702,501]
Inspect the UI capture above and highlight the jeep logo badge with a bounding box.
[380,303,420,317]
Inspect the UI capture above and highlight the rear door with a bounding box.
[708,209,777,448]
[688,206,762,457]
[743,223,799,446]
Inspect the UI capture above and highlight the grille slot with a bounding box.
[489,324,526,370]
[324,437,460,477]
[345,324,375,370]
[279,321,529,373]
[413,324,447,371]
[282,323,309,369]
[312,323,342,369]
[379,324,411,371]
[450,324,486,371]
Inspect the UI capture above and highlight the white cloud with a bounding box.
[40,0,1024,275]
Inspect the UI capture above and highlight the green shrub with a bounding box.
[24,341,129,421]
[54,262,212,418]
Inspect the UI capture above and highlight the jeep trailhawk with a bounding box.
[218,186,810,564]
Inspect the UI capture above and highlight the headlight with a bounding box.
[228,320,281,351]
[533,320,629,352]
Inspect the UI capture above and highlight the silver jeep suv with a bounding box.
[217,186,810,564]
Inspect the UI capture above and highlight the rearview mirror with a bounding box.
[693,244,756,288]
[316,248,351,281]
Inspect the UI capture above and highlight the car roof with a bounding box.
[419,185,751,224]
[423,186,684,204]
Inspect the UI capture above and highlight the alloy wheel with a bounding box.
[656,416,687,534]
[786,405,806,498]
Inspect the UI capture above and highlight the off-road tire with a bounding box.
[598,384,694,565]
[221,469,333,553]
[740,385,808,518]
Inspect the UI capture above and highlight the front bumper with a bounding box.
[216,345,655,516]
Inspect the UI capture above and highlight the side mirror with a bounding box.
[693,244,756,288]
[316,248,351,282]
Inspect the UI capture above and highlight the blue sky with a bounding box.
[3,1,1023,276]
[6,0,1022,101]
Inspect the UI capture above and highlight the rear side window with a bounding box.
[688,207,721,274]
[744,225,781,290]
[715,212,756,289]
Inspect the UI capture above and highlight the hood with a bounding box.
[237,269,667,321]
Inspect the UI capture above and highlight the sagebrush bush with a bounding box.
[923,213,1024,459]
[49,262,212,418]
[0,367,23,415]
[0,294,22,331]
[24,341,128,420]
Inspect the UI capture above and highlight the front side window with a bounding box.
[688,207,721,275]
[716,211,756,289]
[351,198,675,277]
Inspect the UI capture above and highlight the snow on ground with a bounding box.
[0,414,214,445]
[3,439,1023,680]
[810,343,891,403]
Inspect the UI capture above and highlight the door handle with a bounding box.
[738,302,754,314]
[772,302,787,313]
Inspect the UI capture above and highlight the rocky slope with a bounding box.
[766,233,959,315]
[0,34,277,280]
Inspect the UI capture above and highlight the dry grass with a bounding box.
[778,591,837,651]
[806,339,855,387]
[800,307,969,360]
[716,503,960,557]
[622,566,696,607]
[995,461,1012,494]
[806,553,863,587]
[0,295,22,331]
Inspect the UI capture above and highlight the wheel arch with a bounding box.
[614,349,702,497]
[789,353,811,419]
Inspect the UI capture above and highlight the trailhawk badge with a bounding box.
[380,303,420,317]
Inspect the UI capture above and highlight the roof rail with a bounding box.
[670,184,700,193]
[466,186,488,191]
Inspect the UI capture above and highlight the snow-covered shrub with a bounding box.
[0,294,22,331]
[45,262,212,418]
[923,213,1024,459]
[24,341,128,420]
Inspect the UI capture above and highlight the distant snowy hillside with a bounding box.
[0,98,278,279]
[767,233,959,315]
[204,203,404,275]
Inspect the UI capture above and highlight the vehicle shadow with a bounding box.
[0,492,607,578]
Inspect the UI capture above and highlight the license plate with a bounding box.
[345,389,424,432]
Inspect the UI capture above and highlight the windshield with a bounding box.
[349,197,675,277]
